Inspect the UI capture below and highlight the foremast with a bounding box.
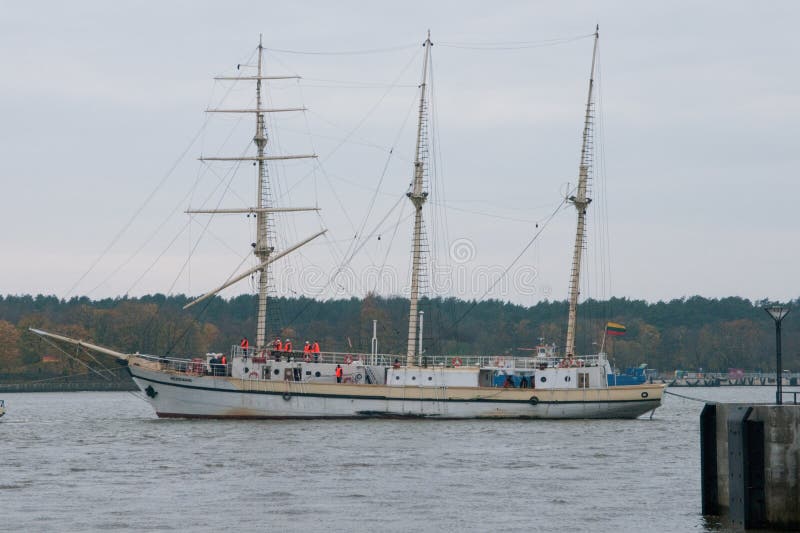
[406,31,432,366]
[183,35,323,350]
[565,26,599,357]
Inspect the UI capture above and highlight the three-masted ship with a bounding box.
[33,30,664,419]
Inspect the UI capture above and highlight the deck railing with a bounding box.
[131,349,606,375]
[228,346,606,369]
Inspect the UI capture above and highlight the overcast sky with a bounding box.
[1,1,798,305]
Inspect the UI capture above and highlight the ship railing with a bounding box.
[132,353,228,376]
[229,346,400,366]
[225,346,606,369]
[136,349,603,374]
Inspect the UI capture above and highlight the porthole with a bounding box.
[428,376,433,381]
[565,376,571,382]
[315,371,321,377]
[412,376,416,381]
[540,376,547,383]
[243,367,250,373]
[273,369,280,375]
[395,375,400,380]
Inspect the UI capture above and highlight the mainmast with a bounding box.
[253,35,271,350]
[406,31,432,366]
[565,26,599,357]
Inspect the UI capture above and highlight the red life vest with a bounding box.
[273,340,282,351]
[335,367,343,378]
[221,355,227,365]
[284,342,293,352]
[312,342,320,353]
[240,339,249,349]
[303,344,311,354]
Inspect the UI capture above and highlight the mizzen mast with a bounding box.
[406,31,432,367]
[565,26,599,357]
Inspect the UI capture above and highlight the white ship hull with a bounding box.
[129,363,663,420]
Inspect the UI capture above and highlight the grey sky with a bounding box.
[1,1,798,305]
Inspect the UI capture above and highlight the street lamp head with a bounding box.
[764,305,790,323]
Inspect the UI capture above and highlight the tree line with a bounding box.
[0,293,797,382]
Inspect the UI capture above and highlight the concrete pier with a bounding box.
[701,402,800,529]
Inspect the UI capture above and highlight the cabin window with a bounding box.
[263,366,272,380]
[578,372,589,388]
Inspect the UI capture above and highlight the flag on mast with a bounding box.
[606,322,626,336]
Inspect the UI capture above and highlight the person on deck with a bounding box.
[283,339,293,353]
[272,337,282,361]
[303,341,311,358]
[240,337,249,355]
[312,340,320,362]
[335,364,343,383]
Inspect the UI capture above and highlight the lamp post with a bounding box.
[764,305,790,405]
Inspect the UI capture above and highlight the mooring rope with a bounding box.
[664,389,712,403]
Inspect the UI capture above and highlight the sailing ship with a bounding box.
[33,30,664,419]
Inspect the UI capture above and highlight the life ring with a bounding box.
[493,356,505,367]
[282,392,292,401]
[303,353,312,362]
[248,371,259,379]
[529,396,540,406]
[641,391,649,399]
[451,357,463,367]
[344,355,353,364]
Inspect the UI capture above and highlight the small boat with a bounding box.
[32,29,664,419]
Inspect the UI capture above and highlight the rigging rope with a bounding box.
[265,44,418,55]
[445,197,570,330]
[64,117,212,299]
[438,33,594,50]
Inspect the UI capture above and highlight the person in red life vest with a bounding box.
[220,354,228,376]
[335,364,343,383]
[303,341,311,355]
[240,337,249,355]
[283,339,293,353]
[272,337,282,361]
[312,340,320,362]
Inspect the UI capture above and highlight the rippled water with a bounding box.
[0,387,780,532]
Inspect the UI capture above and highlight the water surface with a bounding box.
[0,387,778,532]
